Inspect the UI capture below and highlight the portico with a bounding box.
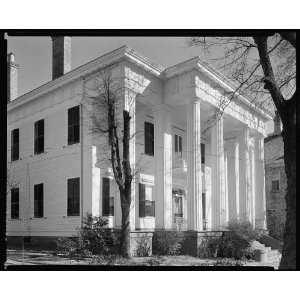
[146,57,269,233]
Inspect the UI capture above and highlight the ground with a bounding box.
[5,249,280,269]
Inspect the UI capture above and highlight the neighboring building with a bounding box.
[7,37,272,248]
[264,112,286,240]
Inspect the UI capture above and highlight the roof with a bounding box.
[7,45,273,121]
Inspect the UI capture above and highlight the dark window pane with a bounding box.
[68,106,80,145]
[67,178,80,216]
[175,134,178,152]
[34,183,44,218]
[11,188,19,219]
[102,177,114,216]
[11,129,19,161]
[34,120,44,154]
[144,122,154,156]
[201,143,205,164]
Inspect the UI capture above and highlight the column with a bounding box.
[250,143,256,227]
[154,104,173,229]
[254,134,267,229]
[124,89,136,230]
[211,113,226,229]
[225,140,240,221]
[238,127,251,222]
[186,100,203,231]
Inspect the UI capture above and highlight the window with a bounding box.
[139,183,155,217]
[174,134,183,157]
[201,143,205,164]
[272,180,280,192]
[68,106,80,145]
[11,188,19,219]
[34,119,44,154]
[173,189,184,218]
[144,122,154,156]
[102,177,114,216]
[11,128,19,161]
[67,178,80,216]
[34,183,44,218]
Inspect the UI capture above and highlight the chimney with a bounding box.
[51,36,71,80]
[273,111,282,135]
[7,53,19,102]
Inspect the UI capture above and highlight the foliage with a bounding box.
[56,213,119,259]
[198,221,260,260]
[213,258,244,266]
[134,235,151,257]
[152,231,182,256]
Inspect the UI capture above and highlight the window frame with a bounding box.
[144,121,154,156]
[139,183,155,217]
[34,183,44,218]
[11,128,19,161]
[11,188,19,219]
[68,106,80,145]
[34,119,44,155]
[67,177,80,216]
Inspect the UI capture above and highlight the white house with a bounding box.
[7,37,272,248]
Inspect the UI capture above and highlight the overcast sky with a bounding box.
[7,36,273,133]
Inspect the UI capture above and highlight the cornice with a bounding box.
[7,46,165,113]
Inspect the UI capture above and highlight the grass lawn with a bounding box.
[5,249,277,268]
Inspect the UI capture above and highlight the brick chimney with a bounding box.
[7,53,19,102]
[51,36,71,80]
[273,111,282,135]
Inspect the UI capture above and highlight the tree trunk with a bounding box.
[120,187,131,258]
[279,99,296,269]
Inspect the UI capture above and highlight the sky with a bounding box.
[7,36,273,134]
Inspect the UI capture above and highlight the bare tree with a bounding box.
[189,33,296,269]
[84,70,135,258]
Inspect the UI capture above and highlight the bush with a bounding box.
[199,221,259,260]
[135,235,151,257]
[152,231,182,256]
[56,213,118,259]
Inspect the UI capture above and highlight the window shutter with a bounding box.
[11,129,19,161]
[139,183,146,217]
[175,134,178,152]
[144,122,154,156]
[201,143,205,164]
[102,177,110,216]
[68,106,80,145]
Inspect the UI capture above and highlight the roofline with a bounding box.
[7,45,165,112]
[164,56,273,121]
[7,45,273,121]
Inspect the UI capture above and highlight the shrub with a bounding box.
[152,231,182,256]
[56,213,118,259]
[135,235,151,257]
[217,220,260,260]
[198,221,259,260]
